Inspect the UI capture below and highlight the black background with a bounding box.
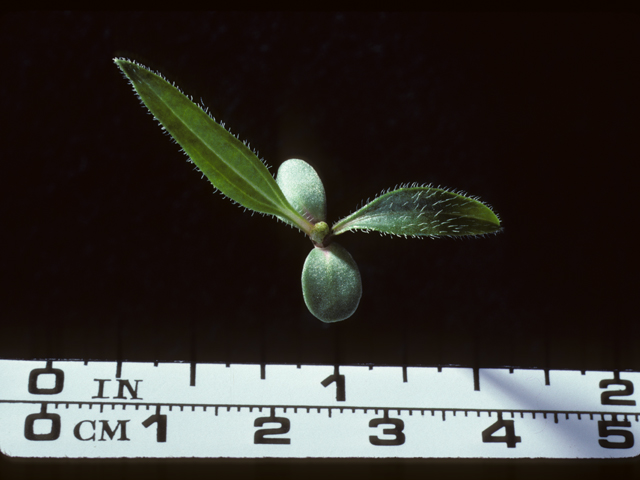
[1,12,638,479]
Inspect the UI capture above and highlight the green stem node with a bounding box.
[310,221,330,247]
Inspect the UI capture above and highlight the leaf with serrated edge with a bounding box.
[332,186,501,237]
[114,58,311,233]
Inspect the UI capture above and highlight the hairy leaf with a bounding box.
[301,243,362,323]
[114,58,311,233]
[276,159,327,223]
[332,186,501,237]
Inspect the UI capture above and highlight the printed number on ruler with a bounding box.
[0,360,638,458]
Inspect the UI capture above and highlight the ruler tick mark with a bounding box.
[190,362,197,387]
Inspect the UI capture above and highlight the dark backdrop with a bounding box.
[1,12,638,479]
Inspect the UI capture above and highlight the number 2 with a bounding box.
[600,374,636,406]
[254,408,291,445]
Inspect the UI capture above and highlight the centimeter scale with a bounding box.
[0,359,638,459]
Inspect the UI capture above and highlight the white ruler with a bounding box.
[0,359,638,459]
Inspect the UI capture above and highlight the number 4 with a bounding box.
[482,412,521,448]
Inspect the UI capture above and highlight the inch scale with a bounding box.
[0,359,638,459]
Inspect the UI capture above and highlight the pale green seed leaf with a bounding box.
[301,243,362,323]
[332,186,501,237]
[276,159,327,223]
[114,58,310,233]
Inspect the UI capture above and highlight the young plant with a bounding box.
[114,58,502,323]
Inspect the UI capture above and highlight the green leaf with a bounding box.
[276,159,327,223]
[113,58,311,233]
[332,186,501,237]
[301,243,362,323]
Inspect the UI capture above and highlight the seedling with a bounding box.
[114,58,502,322]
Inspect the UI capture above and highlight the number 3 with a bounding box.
[369,411,405,446]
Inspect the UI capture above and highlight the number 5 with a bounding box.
[598,416,634,449]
